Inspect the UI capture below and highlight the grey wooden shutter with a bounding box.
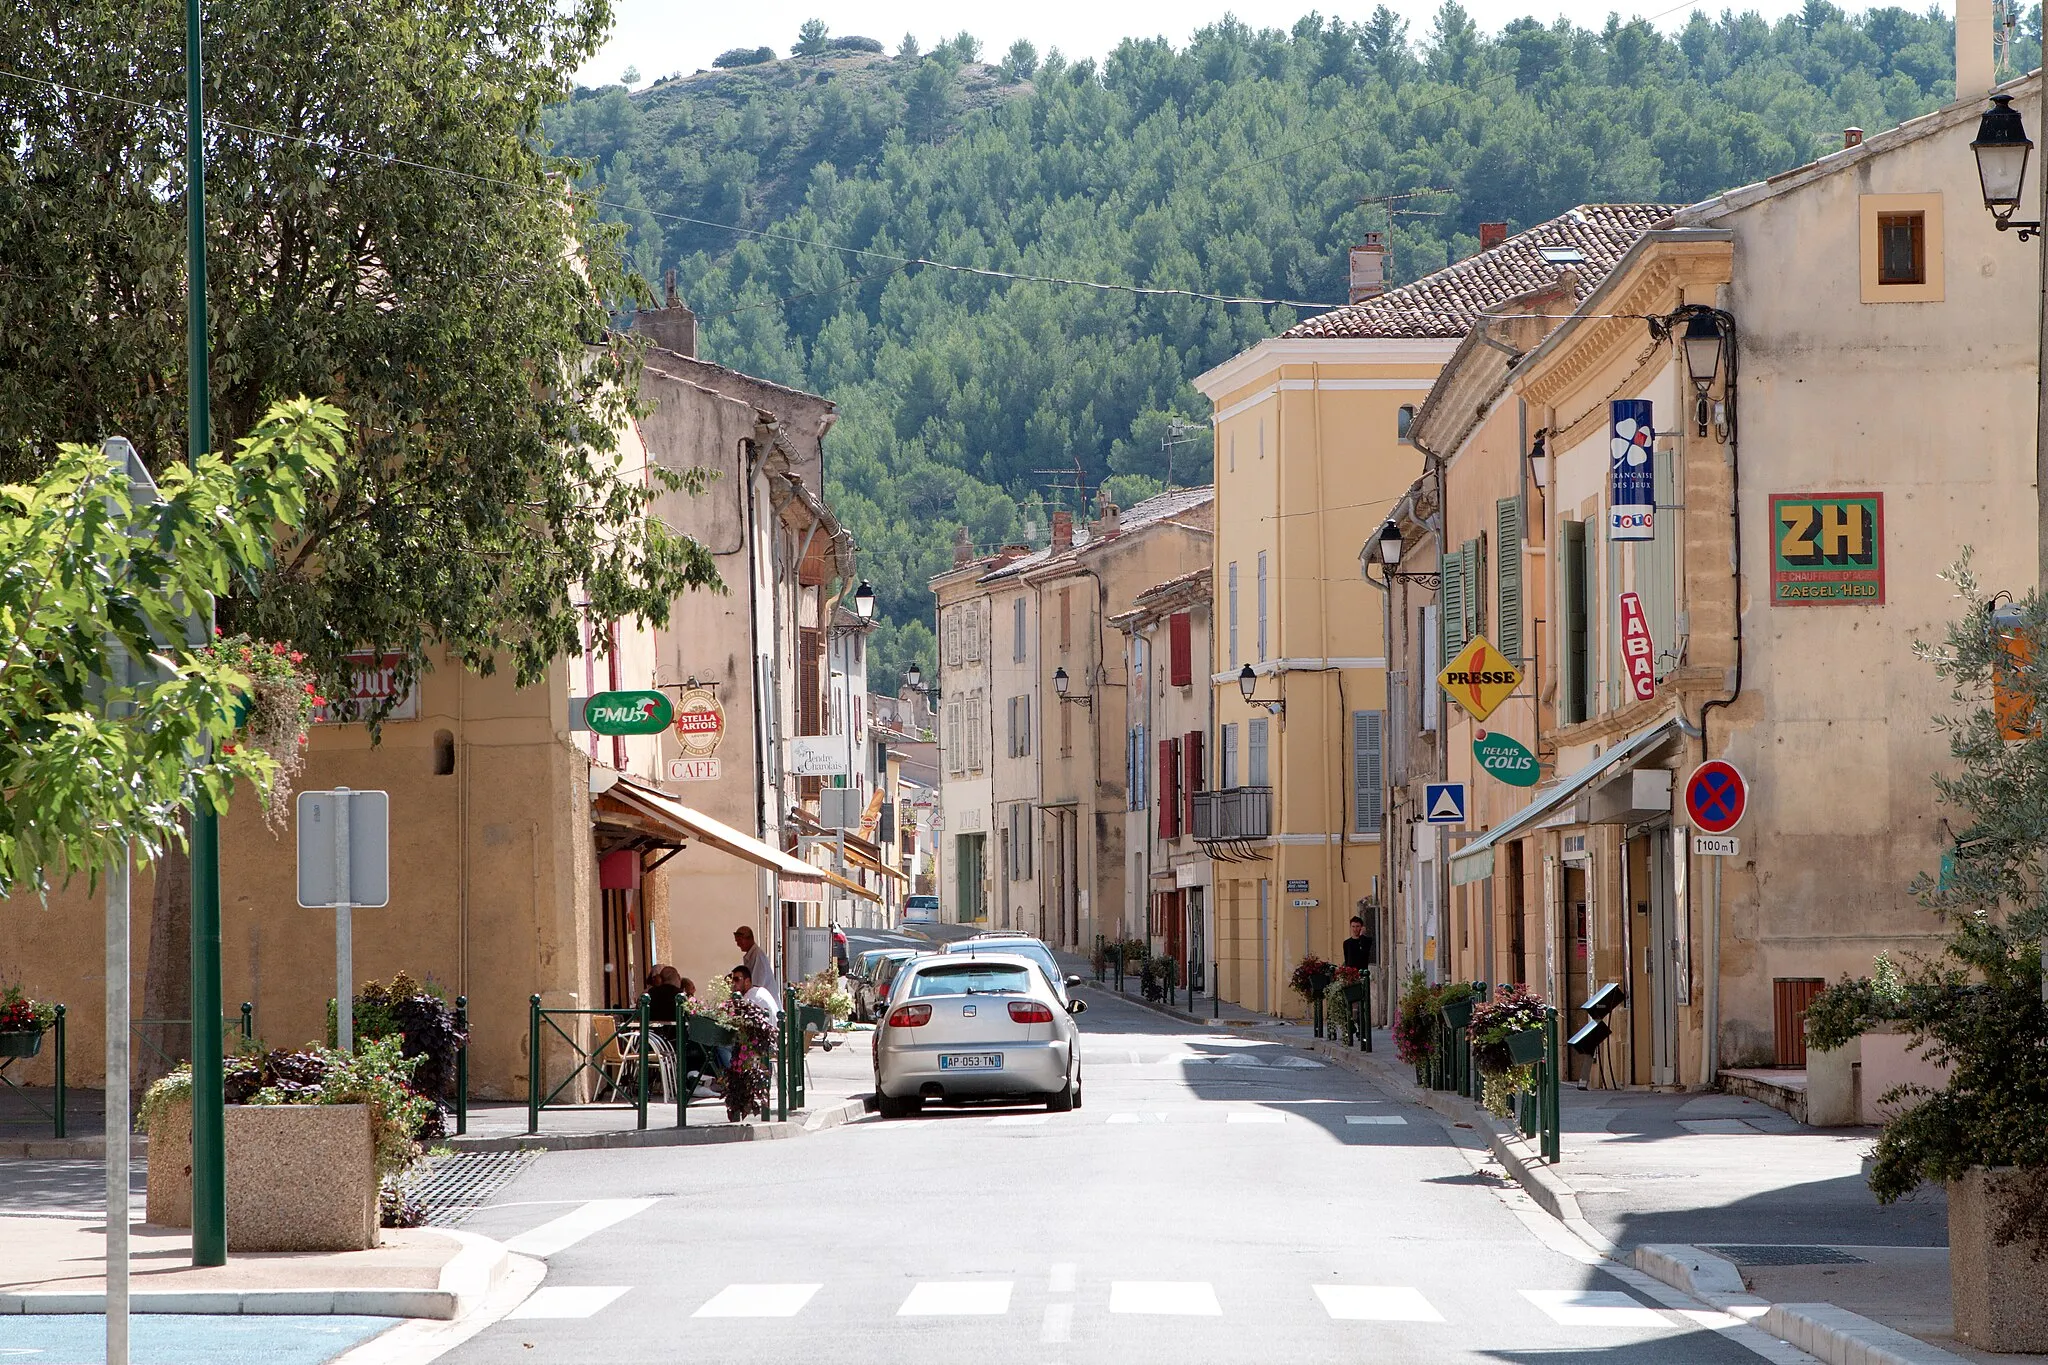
[1464,533,1486,643]
[1496,497,1524,663]
[1352,710,1383,833]
[1440,551,1467,658]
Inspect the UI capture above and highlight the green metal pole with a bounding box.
[454,997,468,1136]
[184,0,225,1269]
[636,995,649,1130]
[526,995,541,1135]
[52,1006,65,1139]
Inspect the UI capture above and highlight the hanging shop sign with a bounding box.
[673,686,726,756]
[584,690,675,736]
[1770,492,1884,606]
[1618,591,1656,703]
[1472,729,1540,788]
[312,652,418,724]
[1608,399,1656,542]
[1437,634,1522,723]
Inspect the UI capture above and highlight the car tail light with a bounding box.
[887,1004,932,1027]
[1008,1001,1055,1024]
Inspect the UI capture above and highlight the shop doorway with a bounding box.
[1624,824,1678,1085]
[1560,856,1592,1082]
[1187,887,1206,992]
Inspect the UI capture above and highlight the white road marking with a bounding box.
[1314,1285,1445,1322]
[1267,1055,1326,1068]
[1108,1113,1141,1124]
[1521,1289,1672,1327]
[502,1198,658,1257]
[1048,1263,1077,1293]
[1107,1112,1168,1124]
[1346,1115,1408,1125]
[1110,1281,1222,1316]
[692,1283,822,1318]
[1041,1303,1075,1342]
[1226,1111,1285,1124]
[899,1281,1014,1316]
[507,1286,629,1319]
[991,1114,1051,1127]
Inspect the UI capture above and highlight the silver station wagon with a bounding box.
[871,953,1086,1117]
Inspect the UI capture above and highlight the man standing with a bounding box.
[734,924,779,999]
[1342,915,1373,972]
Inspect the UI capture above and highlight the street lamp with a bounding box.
[1237,663,1283,717]
[1052,665,1090,705]
[1973,93,2038,238]
[1649,304,1736,441]
[1682,311,1726,437]
[853,580,875,621]
[1359,523,1442,591]
[1377,522,1403,568]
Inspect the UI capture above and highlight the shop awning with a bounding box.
[817,865,884,904]
[597,779,826,901]
[1448,719,1683,887]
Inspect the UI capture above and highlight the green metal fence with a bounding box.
[525,994,650,1135]
[0,1005,65,1138]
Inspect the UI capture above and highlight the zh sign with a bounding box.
[1770,493,1884,605]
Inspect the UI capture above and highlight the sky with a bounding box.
[577,0,1825,86]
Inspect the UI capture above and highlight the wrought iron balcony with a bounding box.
[1192,786,1272,842]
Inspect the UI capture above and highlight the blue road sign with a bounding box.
[1424,782,1468,825]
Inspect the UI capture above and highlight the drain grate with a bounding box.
[1704,1245,1867,1266]
[411,1150,540,1226]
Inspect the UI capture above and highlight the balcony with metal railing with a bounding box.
[1192,787,1271,843]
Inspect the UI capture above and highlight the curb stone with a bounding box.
[0,1227,507,1320]
[445,1093,873,1152]
[1762,1303,1975,1365]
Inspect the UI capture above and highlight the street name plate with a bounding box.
[1291,897,1319,908]
[1693,834,1740,857]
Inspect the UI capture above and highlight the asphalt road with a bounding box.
[438,991,1776,1365]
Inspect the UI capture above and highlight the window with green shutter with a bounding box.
[1352,710,1384,833]
[1440,550,1467,658]
[1495,497,1524,663]
[1462,534,1487,645]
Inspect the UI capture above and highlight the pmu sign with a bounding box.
[585,689,674,736]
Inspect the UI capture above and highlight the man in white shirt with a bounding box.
[733,924,779,1000]
[730,965,779,1027]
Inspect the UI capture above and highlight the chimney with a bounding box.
[1957,0,1993,102]
[1479,221,1508,251]
[1843,127,1863,149]
[1096,499,1119,538]
[1051,510,1074,552]
[1348,234,1386,304]
[952,526,973,568]
[632,267,698,357]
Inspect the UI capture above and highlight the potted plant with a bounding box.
[195,632,322,827]
[1468,985,1549,1118]
[0,985,56,1058]
[1395,973,1457,1081]
[1288,954,1335,1002]
[1861,565,2048,1351]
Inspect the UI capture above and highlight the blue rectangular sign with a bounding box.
[1609,398,1655,542]
[1424,782,1468,825]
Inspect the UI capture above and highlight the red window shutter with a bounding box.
[1158,738,1179,838]
[1183,729,1203,835]
[1169,612,1192,687]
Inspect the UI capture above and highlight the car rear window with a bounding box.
[908,964,1033,998]
[950,940,1059,980]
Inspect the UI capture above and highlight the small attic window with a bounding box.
[1538,245,1586,266]
[1397,405,1416,444]
[1877,213,1925,285]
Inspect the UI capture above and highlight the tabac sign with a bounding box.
[1770,493,1884,606]
[1437,634,1522,723]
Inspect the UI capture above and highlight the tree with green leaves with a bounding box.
[0,399,341,895]
[1865,559,2048,1250]
[1,0,720,1049]
[1000,39,1039,82]
[794,19,830,57]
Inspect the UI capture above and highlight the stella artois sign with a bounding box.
[672,687,725,757]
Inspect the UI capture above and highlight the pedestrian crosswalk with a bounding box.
[620,1277,1692,1329]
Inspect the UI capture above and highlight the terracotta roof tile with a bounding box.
[1282,204,1677,340]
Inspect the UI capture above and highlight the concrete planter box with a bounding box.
[146,1096,380,1251]
[1951,1167,2048,1353]
[1804,1023,1953,1126]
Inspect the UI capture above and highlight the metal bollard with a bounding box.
[1542,1007,1562,1164]
[454,996,468,1136]
[240,1001,252,1042]
[526,994,541,1135]
[636,994,650,1131]
[52,1005,66,1139]
[1212,961,1221,1019]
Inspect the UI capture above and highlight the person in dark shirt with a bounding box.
[1342,916,1373,971]
[644,965,684,1031]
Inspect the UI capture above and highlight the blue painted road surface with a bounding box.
[0,1314,397,1364]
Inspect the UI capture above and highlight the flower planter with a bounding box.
[1949,1167,2048,1352]
[1505,1027,1546,1066]
[146,1096,380,1251]
[0,1029,43,1059]
[1439,996,1476,1031]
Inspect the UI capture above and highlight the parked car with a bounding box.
[852,948,917,1023]
[902,894,940,923]
[941,934,1081,1004]
[866,951,922,1023]
[872,953,1086,1117]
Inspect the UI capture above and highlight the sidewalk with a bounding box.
[0,1217,505,1319]
[1086,971,2038,1365]
[448,1023,876,1151]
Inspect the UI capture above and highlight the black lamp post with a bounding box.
[853,580,875,621]
[1053,665,1090,705]
[1359,522,1441,591]
[1236,663,1283,717]
[1682,311,1727,437]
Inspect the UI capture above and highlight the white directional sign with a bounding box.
[1424,783,1468,825]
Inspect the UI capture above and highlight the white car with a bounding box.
[872,952,1086,1117]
